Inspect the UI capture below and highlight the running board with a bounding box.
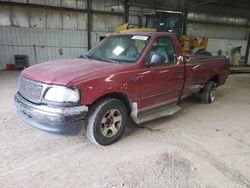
[136,103,181,124]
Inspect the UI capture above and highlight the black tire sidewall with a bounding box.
[201,81,215,104]
[93,99,128,146]
[208,82,216,103]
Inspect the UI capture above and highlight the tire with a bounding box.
[201,81,216,104]
[86,98,128,146]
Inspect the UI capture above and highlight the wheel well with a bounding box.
[208,75,220,86]
[90,92,132,114]
[199,75,220,94]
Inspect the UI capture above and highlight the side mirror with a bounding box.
[145,53,165,67]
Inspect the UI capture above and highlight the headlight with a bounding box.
[44,86,80,103]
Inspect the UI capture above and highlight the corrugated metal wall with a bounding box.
[0,0,249,69]
[0,0,124,70]
[186,13,250,64]
[206,39,247,55]
[0,26,88,69]
[186,23,248,40]
[127,7,250,64]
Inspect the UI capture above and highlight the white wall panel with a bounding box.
[92,0,105,11]
[92,13,106,31]
[79,30,88,46]
[45,0,61,7]
[77,12,87,30]
[187,23,248,40]
[63,11,77,30]
[11,7,29,27]
[106,15,123,31]
[109,4,124,13]
[206,38,249,65]
[62,0,77,8]
[47,10,62,29]
[105,0,124,12]
[77,0,86,9]
[207,39,247,56]
[29,0,45,5]
[30,8,46,28]
[93,14,123,32]
[2,1,248,69]
[0,1,125,69]
[0,27,88,69]
[0,5,11,26]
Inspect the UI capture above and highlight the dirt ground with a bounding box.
[0,71,250,188]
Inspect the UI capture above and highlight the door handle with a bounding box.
[130,77,139,83]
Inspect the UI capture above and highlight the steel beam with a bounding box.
[0,1,124,16]
[244,19,250,66]
[87,0,92,50]
[124,0,129,23]
[183,0,189,35]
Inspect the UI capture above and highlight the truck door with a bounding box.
[138,37,185,111]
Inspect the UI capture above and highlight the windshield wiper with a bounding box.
[79,55,89,59]
[88,56,120,64]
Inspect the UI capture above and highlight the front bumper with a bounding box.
[14,93,88,134]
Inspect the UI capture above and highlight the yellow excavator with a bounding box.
[115,10,208,54]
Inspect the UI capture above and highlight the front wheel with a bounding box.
[201,81,216,104]
[86,98,128,146]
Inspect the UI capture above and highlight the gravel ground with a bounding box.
[0,71,250,188]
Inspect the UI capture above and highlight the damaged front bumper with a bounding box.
[14,93,88,134]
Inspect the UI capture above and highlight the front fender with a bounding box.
[75,71,140,106]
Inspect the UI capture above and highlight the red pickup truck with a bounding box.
[15,32,230,145]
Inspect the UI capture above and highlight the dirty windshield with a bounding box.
[84,35,150,63]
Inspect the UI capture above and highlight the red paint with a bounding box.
[21,32,230,111]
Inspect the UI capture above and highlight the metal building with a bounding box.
[0,0,250,69]
[0,1,250,187]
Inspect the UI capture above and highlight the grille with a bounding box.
[18,76,44,103]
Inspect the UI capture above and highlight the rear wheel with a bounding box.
[201,81,216,104]
[86,98,128,146]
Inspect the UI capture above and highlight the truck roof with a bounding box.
[109,32,177,37]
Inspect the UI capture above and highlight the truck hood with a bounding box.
[22,58,121,85]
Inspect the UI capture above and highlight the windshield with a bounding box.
[84,35,150,63]
[146,12,182,35]
[146,15,157,28]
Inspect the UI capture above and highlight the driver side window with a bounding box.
[145,37,176,65]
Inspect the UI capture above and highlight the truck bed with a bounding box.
[182,55,230,99]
